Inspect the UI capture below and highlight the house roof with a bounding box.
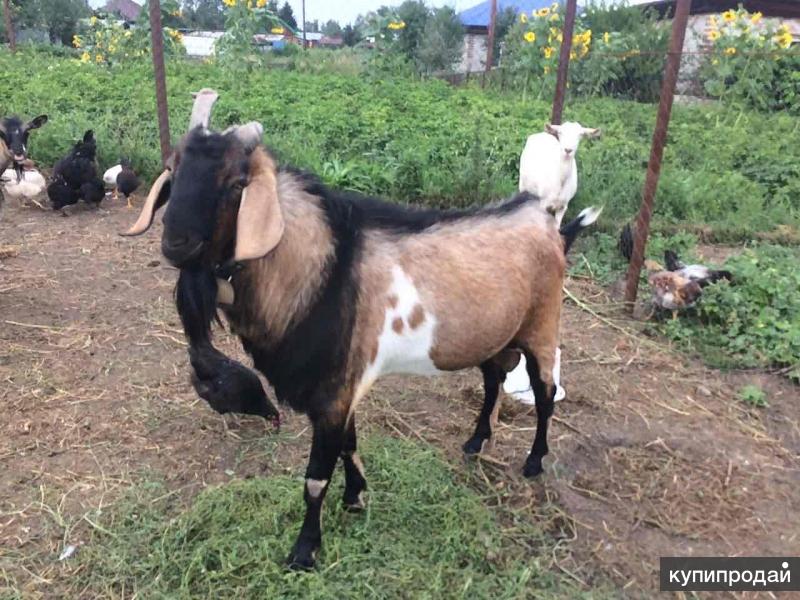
[458,0,570,29]
[637,0,800,19]
[101,0,142,22]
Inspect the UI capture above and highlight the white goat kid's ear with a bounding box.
[545,123,561,137]
[121,168,172,236]
[189,88,219,130]
[235,146,284,262]
[582,127,601,139]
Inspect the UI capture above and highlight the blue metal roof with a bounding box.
[458,0,566,28]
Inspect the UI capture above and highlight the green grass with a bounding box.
[65,436,600,599]
[1,46,799,239]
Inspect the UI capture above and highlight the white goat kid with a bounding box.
[518,121,600,226]
[509,121,600,405]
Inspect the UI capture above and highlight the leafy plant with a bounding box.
[738,384,768,408]
[698,7,800,115]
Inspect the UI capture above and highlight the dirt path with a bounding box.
[1,199,798,597]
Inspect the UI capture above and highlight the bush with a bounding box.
[499,1,670,102]
[698,7,800,114]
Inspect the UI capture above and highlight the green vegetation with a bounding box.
[67,436,594,598]
[571,237,800,379]
[738,384,768,408]
[2,48,798,239]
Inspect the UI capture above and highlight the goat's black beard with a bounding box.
[175,266,280,425]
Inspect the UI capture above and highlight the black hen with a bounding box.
[116,159,140,208]
[664,250,733,288]
[48,130,104,211]
[46,177,80,211]
[619,222,634,261]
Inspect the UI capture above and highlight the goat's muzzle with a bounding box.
[161,232,206,267]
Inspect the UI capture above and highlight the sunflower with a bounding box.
[776,31,793,49]
[80,51,90,63]
[708,29,721,41]
[722,10,736,23]
[537,7,550,17]
[724,46,736,55]
[603,32,610,44]
[524,31,536,43]
[543,46,554,58]
[750,11,762,24]
[520,13,528,23]
[72,34,82,48]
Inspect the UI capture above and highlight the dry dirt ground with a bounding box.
[1,198,798,598]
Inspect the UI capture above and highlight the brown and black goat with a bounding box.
[124,89,601,570]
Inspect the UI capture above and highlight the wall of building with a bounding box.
[458,32,488,73]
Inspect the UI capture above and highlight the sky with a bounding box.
[88,0,653,27]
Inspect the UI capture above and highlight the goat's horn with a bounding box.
[223,121,264,153]
[188,88,219,130]
[121,168,172,236]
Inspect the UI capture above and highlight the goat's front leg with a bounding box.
[463,361,504,455]
[341,417,367,511]
[287,411,346,570]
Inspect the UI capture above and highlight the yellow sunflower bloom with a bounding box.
[580,44,589,57]
[722,10,736,23]
[95,53,104,63]
[724,46,736,55]
[776,32,792,49]
[222,0,236,7]
[524,31,536,43]
[551,2,558,11]
[750,11,762,24]
[80,51,90,63]
[520,13,528,23]
[543,46,554,58]
[569,50,576,60]
[538,7,550,17]
[257,0,266,6]
[72,34,82,48]
[603,32,610,44]
[90,16,98,25]
[708,29,721,41]
[544,65,550,74]
[550,13,559,21]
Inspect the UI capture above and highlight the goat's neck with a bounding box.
[229,172,334,345]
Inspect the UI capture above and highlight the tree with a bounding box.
[183,0,225,31]
[10,0,88,44]
[341,23,359,46]
[394,0,428,62]
[321,19,341,37]
[492,7,516,66]
[416,6,463,74]
[277,1,296,30]
[306,19,319,33]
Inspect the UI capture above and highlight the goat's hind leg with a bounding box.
[463,360,506,455]
[287,407,347,570]
[522,350,556,478]
[341,417,367,511]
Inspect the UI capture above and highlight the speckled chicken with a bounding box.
[664,249,733,287]
[645,259,703,319]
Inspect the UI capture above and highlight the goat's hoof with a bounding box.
[287,543,318,571]
[343,490,366,512]
[523,456,544,479]
[462,436,486,456]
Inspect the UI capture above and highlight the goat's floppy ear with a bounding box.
[25,115,48,131]
[234,146,284,262]
[545,123,560,137]
[121,168,172,236]
[582,127,601,139]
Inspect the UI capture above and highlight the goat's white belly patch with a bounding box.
[354,266,443,402]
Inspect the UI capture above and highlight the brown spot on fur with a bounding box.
[392,317,404,333]
[369,342,379,364]
[387,294,398,308]
[408,304,425,329]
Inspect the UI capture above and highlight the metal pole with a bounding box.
[483,0,497,86]
[149,0,171,166]
[302,0,306,49]
[551,0,577,125]
[3,0,15,53]
[624,0,692,308]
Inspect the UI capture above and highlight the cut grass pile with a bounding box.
[65,436,599,599]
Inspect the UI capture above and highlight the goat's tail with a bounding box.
[560,206,602,255]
